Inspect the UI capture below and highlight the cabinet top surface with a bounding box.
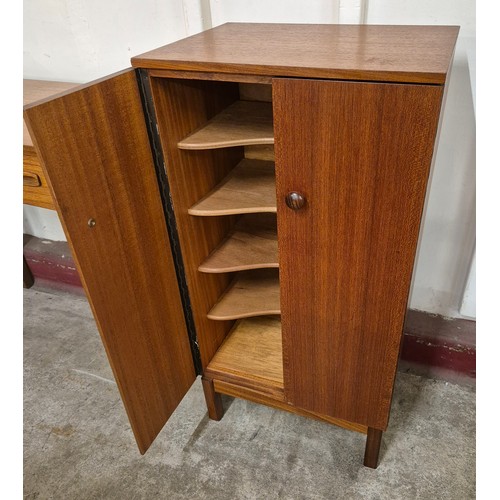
[132,23,459,84]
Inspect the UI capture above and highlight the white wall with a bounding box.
[363,0,476,318]
[24,0,187,82]
[23,0,198,240]
[208,0,339,25]
[23,205,67,241]
[23,0,475,319]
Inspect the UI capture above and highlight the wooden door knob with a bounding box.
[285,192,306,210]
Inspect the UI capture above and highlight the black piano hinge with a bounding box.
[135,68,202,376]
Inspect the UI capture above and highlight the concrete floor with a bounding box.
[24,287,475,499]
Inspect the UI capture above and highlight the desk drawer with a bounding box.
[23,146,55,210]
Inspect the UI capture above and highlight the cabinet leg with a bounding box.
[201,376,224,421]
[364,427,383,469]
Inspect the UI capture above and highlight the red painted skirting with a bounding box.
[23,235,82,288]
[401,309,476,378]
[401,333,476,378]
[23,235,476,379]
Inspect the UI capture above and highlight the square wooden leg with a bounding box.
[23,256,34,289]
[364,427,383,468]
[201,376,224,421]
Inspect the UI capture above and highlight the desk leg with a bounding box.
[23,256,34,289]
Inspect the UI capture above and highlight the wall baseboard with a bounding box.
[23,235,475,382]
[23,235,82,289]
[400,309,475,382]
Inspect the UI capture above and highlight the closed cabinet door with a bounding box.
[273,78,443,430]
[24,69,196,453]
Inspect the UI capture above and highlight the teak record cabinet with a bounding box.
[24,23,459,468]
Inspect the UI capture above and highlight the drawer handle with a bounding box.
[285,191,306,210]
[23,172,41,187]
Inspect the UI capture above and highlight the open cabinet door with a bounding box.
[24,69,196,453]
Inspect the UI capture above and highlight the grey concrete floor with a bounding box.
[24,287,475,499]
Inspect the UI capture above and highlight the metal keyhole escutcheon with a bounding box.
[285,192,306,210]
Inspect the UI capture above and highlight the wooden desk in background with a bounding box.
[24,80,77,209]
[23,79,77,286]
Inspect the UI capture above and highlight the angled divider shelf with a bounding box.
[207,269,280,320]
[188,159,276,216]
[178,100,274,150]
[198,214,278,273]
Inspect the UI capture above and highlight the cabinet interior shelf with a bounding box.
[178,100,274,150]
[205,316,284,393]
[188,159,276,216]
[199,214,278,273]
[207,269,280,320]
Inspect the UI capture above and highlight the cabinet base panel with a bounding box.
[204,316,284,400]
[212,378,367,434]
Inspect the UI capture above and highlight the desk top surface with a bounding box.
[23,80,78,146]
[132,23,459,85]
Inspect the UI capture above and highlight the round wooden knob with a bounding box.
[285,192,306,210]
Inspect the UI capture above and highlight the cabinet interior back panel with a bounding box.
[150,76,242,369]
[273,78,444,430]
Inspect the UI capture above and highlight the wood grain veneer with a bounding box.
[149,76,241,369]
[273,78,443,430]
[188,159,276,216]
[132,23,459,84]
[198,214,278,273]
[178,100,273,150]
[207,269,280,320]
[24,70,196,453]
